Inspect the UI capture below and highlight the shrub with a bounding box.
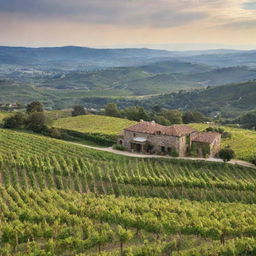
[3,112,27,129]
[26,101,43,114]
[219,147,235,163]
[170,150,179,157]
[26,112,49,133]
[113,144,125,151]
[50,128,62,139]
[72,105,86,117]
[251,156,256,166]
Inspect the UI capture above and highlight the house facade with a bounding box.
[118,121,221,158]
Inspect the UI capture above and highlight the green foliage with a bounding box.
[219,147,235,163]
[72,105,86,117]
[250,155,256,166]
[169,150,179,157]
[26,112,50,133]
[3,112,27,129]
[234,110,256,129]
[105,103,121,117]
[124,106,149,122]
[56,129,117,146]
[113,144,125,151]
[190,142,210,158]
[0,128,256,255]
[26,101,43,114]
[161,110,183,124]
[183,111,207,124]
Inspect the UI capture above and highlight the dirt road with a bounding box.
[70,142,256,169]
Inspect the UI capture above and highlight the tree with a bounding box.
[116,225,133,256]
[3,112,27,129]
[153,115,170,126]
[72,105,86,117]
[162,110,183,124]
[124,106,149,121]
[219,147,235,163]
[26,101,43,114]
[105,103,120,117]
[26,112,49,133]
[183,111,207,124]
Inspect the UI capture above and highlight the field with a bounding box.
[54,114,137,135]
[0,111,10,122]
[190,123,256,161]
[1,128,256,255]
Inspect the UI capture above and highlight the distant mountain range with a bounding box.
[0,46,255,72]
[0,46,256,116]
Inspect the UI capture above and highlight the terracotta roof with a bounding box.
[191,132,221,144]
[124,121,196,137]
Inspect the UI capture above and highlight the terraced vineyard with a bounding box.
[1,128,256,255]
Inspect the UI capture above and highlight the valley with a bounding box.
[0,46,256,255]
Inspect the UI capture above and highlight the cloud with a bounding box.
[0,0,208,28]
[243,1,256,10]
[1,0,256,47]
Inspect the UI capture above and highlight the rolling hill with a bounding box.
[54,114,136,135]
[40,63,256,96]
[142,81,256,117]
[0,46,176,71]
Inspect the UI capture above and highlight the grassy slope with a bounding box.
[0,112,10,122]
[145,81,256,117]
[53,114,137,135]
[191,123,256,161]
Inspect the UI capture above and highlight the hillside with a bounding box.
[2,64,256,110]
[54,114,136,135]
[0,111,10,122]
[143,81,256,117]
[183,50,256,68]
[0,46,176,71]
[1,128,256,255]
[40,64,256,96]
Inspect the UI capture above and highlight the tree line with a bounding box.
[104,103,208,124]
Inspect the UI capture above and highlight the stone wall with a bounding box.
[120,130,188,156]
[209,135,221,157]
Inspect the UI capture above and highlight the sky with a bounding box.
[0,0,256,50]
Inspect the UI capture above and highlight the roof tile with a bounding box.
[125,121,196,137]
[191,132,221,144]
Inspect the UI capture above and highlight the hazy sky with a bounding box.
[1,0,256,50]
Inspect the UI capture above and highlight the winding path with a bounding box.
[71,142,256,169]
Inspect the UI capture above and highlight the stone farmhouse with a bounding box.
[118,121,221,158]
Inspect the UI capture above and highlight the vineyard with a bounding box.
[190,123,256,161]
[54,114,136,135]
[1,128,256,255]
